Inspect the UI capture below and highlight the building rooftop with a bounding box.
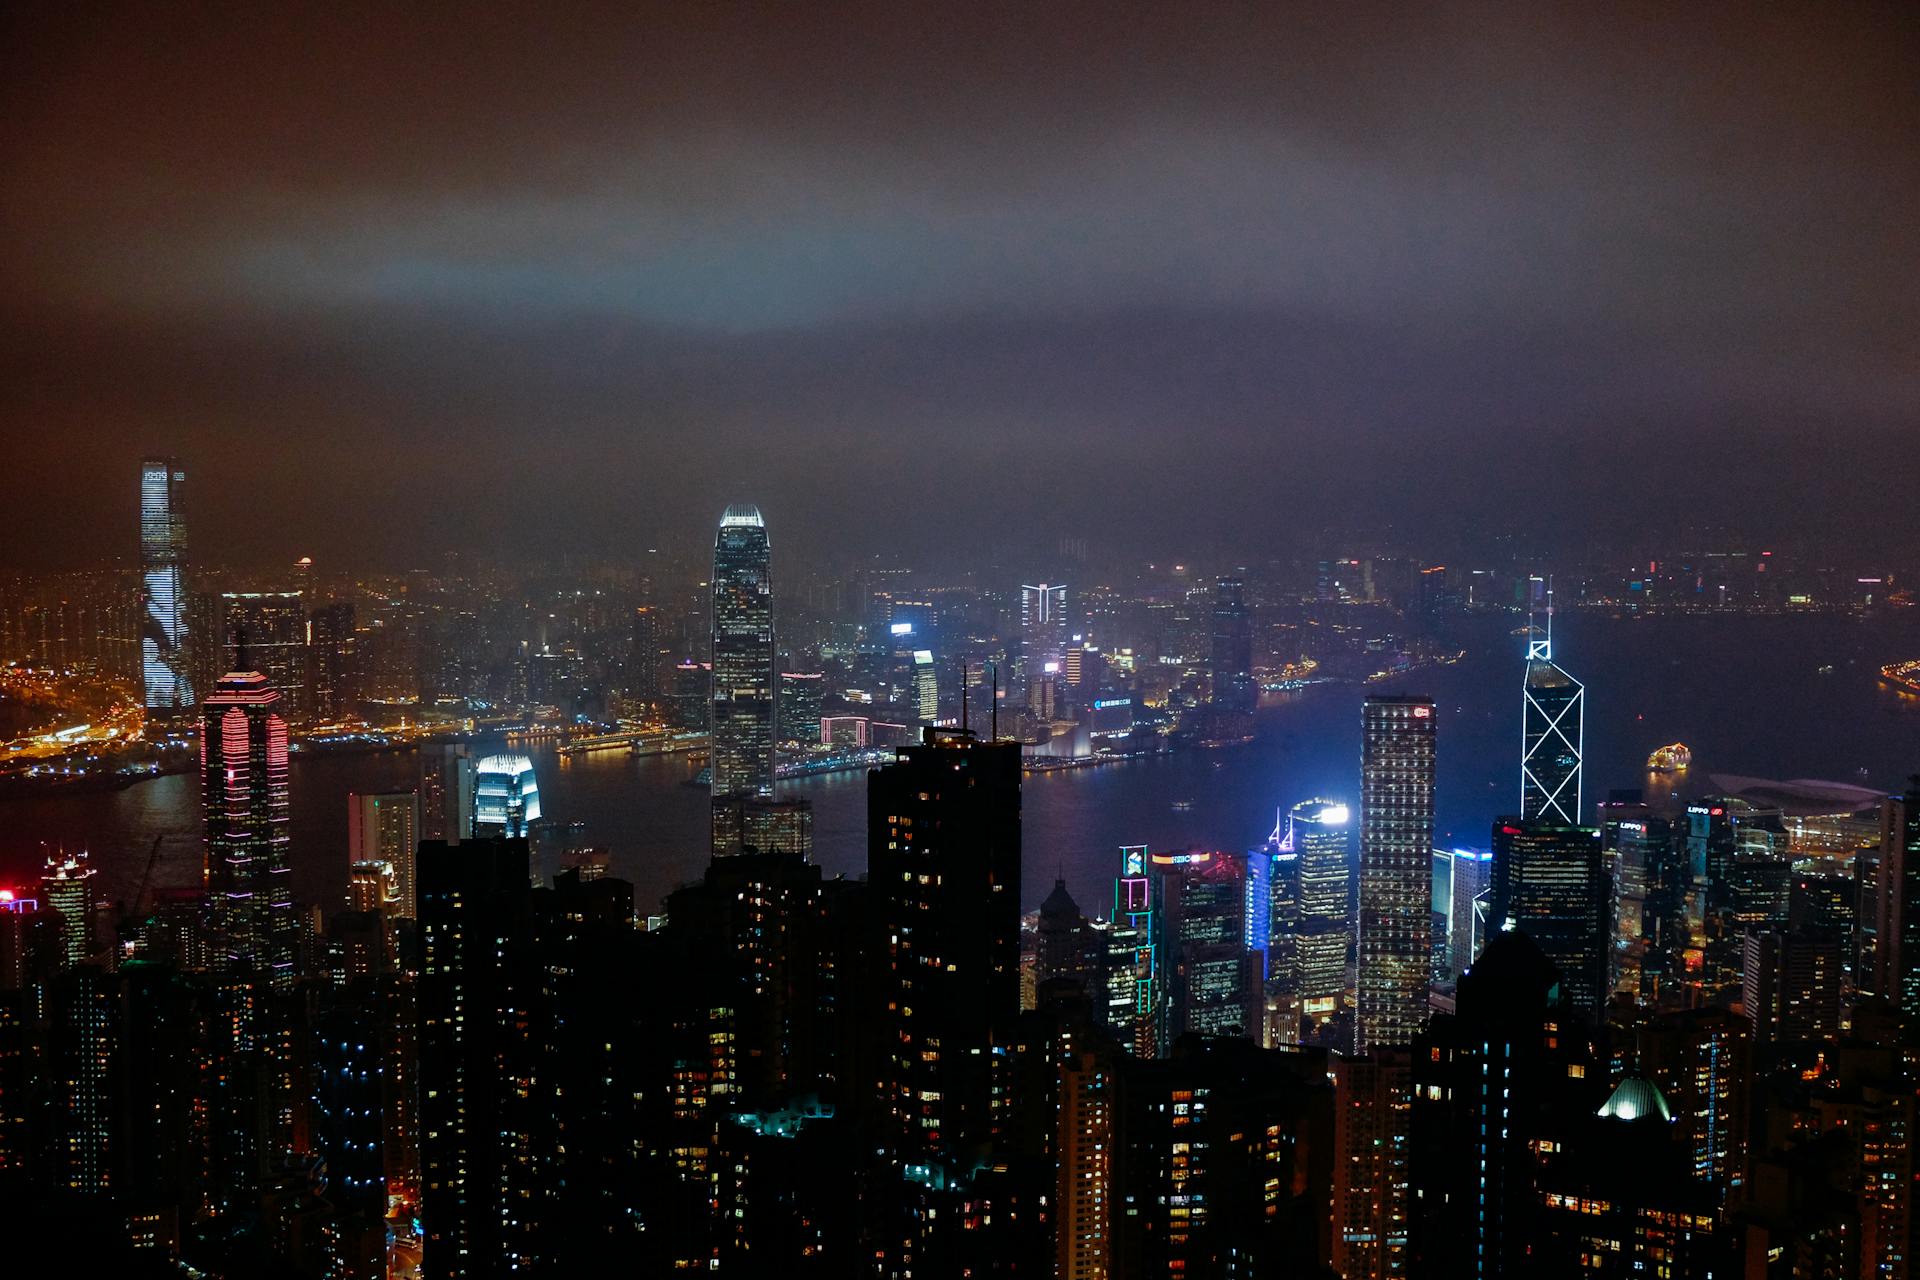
[720,503,765,528]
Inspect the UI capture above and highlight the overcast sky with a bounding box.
[3,2,1916,570]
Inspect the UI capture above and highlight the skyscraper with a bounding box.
[421,743,475,842]
[711,505,775,856]
[222,591,309,720]
[911,649,938,721]
[473,753,540,838]
[203,668,295,990]
[1019,582,1067,696]
[1156,848,1264,1039]
[306,600,356,722]
[1443,846,1493,979]
[1356,696,1436,1052]
[1282,800,1352,1031]
[1490,820,1609,1021]
[1873,777,1920,1022]
[349,791,422,918]
[39,848,97,971]
[868,728,1021,1166]
[139,457,193,712]
[1106,845,1163,1057]
[1209,573,1255,716]
[1520,620,1584,825]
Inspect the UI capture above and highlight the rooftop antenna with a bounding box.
[1525,578,1550,662]
[990,662,999,742]
[1546,575,1555,659]
[960,661,969,735]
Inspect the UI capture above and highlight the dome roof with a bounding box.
[1597,1074,1672,1124]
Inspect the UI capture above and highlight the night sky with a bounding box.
[3,3,1916,570]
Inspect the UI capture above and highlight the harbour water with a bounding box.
[3,612,1916,917]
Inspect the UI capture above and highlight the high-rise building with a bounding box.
[628,604,664,704]
[203,669,295,990]
[306,600,357,722]
[1408,930,1604,1280]
[222,591,310,721]
[911,649,938,721]
[473,753,540,838]
[1520,623,1583,825]
[349,792,422,918]
[1872,778,1920,1021]
[421,743,475,842]
[1638,1007,1750,1202]
[1019,582,1067,695]
[868,728,1021,1166]
[1742,929,1843,1053]
[39,848,97,971]
[418,837,537,1279]
[1357,696,1436,1052]
[711,505,775,856]
[1443,846,1493,979]
[1489,819,1609,1021]
[1155,849,1263,1039]
[1282,800,1352,1031]
[139,457,193,713]
[778,671,825,741]
[1106,845,1163,1057]
[1332,1047,1412,1279]
[1209,573,1256,716]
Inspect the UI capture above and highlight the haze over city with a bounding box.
[3,6,1919,1279]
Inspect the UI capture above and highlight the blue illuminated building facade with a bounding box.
[140,457,193,713]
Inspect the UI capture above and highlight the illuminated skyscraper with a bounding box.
[711,504,775,855]
[1019,582,1067,695]
[911,649,937,721]
[1107,845,1163,1056]
[306,600,356,721]
[1520,619,1584,825]
[473,753,540,838]
[1442,847,1493,979]
[39,848,97,971]
[1155,848,1264,1039]
[421,743,475,842]
[204,668,295,989]
[1356,696,1436,1053]
[1282,799,1352,1028]
[139,457,193,712]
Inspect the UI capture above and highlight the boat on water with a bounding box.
[1882,659,1920,695]
[1647,742,1692,773]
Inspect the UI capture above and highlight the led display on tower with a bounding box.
[139,457,193,712]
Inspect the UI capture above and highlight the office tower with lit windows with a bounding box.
[740,795,814,860]
[1283,799,1352,1032]
[1264,838,1301,1044]
[139,457,194,713]
[473,753,540,838]
[39,848,97,970]
[1873,778,1920,1021]
[711,505,776,856]
[1490,819,1608,1021]
[1209,573,1255,716]
[778,671,825,741]
[349,792,421,918]
[1019,582,1067,695]
[204,669,295,990]
[1357,696,1436,1052]
[221,591,310,720]
[911,649,938,721]
[1156,849,1264,1039]
[868,729,1021,1168]
[306,600,356,721]
[1520,625,1583,825]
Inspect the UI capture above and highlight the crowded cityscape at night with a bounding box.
[2,4,1917,1278]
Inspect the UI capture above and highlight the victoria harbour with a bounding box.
[8,611,1915,918]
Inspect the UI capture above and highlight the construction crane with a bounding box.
[125,833,167,927]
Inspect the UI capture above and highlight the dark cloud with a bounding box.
[2,1,1916,568]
